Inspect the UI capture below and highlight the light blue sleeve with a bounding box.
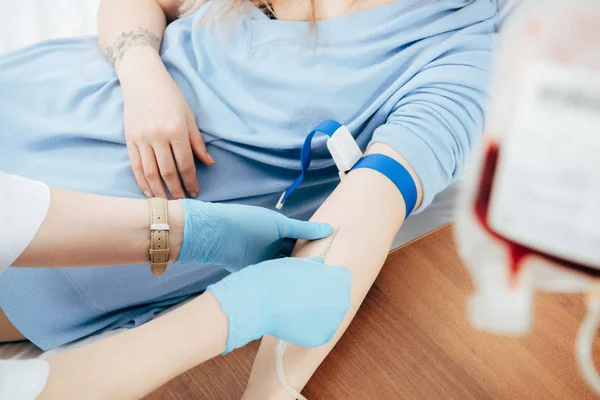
[370,30,496,213]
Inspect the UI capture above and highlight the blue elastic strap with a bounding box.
[279,120,342,205]
[350,154,417,219]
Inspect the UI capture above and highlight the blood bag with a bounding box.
[455,0,600,393]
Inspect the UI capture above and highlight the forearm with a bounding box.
[39,291,227,400]
[244,144,423,398]
[13,187,183,267]
[98,0,177,74]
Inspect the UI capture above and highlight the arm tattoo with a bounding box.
[321,227,341,262]
[104,27,161,68]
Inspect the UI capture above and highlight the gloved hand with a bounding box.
[208,257,352,353]
[175,199,332,271]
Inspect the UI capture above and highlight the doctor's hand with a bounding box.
[120,55,214,200]
[208,257,352,352]
[175,199,333,271]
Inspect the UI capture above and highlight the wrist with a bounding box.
[207,266,267,353]
[187,292,229,357]
[116,47,165,87]
[168,200,184,262]
[174,199,217,265]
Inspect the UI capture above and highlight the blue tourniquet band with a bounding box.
[279,121,417,219]
[279,120,342,205]
[350,154,418,219]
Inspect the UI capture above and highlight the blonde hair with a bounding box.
[178,0,318,23]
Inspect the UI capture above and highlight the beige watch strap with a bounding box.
[148,197,169,277]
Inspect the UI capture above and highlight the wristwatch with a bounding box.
[148,197,170,277]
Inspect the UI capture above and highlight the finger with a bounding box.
[139,144,169,199]
[154,145,186,199]
[172,140,199,198]
[285,220,333,240]
[127,144,153,198]
[306,256,325,264]
[187,109,215,166]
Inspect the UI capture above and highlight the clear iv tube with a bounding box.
[276,340,308,400]
[275,228,339,400]
[576,294,600,395]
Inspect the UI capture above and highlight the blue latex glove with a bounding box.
[176,199,333,271]
[208,257,352,353]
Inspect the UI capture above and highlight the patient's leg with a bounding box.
[0,309,25,342]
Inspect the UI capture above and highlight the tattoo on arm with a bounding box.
[104,27,161,68]
[321,227,341,262]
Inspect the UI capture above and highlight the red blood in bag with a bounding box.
[474,141,600,278]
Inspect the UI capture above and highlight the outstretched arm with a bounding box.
[12,186,184,267]
[243,20,494,397]
[32,255,351,400]
[243,144,421,399]
[39,291,227,400]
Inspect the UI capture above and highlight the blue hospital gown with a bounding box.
[0,0,497,349]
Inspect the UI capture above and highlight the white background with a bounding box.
[0,0,100,54]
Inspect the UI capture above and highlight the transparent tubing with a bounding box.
[276,340,308,400]
[576,294,600,395]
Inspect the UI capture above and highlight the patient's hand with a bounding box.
[119,50,214,199]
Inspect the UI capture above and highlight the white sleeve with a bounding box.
[0,360,49,400]
[0,172,51,273]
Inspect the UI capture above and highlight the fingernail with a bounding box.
[190,192,198,198]
[143,190,152,198]
[207,154,215,165]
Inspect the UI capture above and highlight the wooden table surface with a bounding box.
[146,224,599,399]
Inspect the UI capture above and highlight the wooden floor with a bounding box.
[146,225,600,399]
